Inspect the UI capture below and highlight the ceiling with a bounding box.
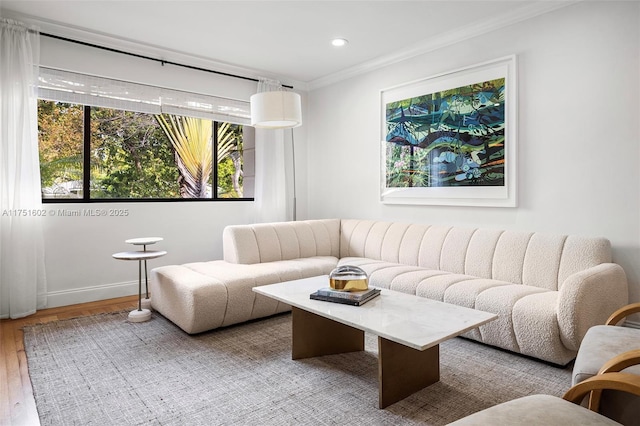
[1,1,572,88]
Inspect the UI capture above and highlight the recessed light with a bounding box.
[331,38,348,47]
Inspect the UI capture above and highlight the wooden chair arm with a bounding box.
[599,349,640,374]
[606,302,640,326]
[588,349,640,410]
[564,372,640,412]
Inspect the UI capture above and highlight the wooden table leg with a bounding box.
[291,307,364,360]
[378,337,440,408]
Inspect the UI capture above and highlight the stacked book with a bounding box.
[309,287,381,306]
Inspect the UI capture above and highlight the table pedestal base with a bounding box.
[291,307,440,408]
[141,298,152,310]
[128,309,151,322]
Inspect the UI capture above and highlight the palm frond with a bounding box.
[217,122,236,162]
[156,115,213,198]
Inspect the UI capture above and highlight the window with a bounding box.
[37,68,255,202]
[38,101,84,198]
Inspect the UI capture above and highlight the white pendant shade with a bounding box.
[250,91,302,129]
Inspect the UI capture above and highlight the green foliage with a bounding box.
[217,157,241,198]
[37,100,84,189]
[38,101,246,199]
[217,122,235,162]
[90,108,179,198]
[217,123,244,197]
[155,114,213,198]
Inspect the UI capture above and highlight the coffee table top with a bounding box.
[253,275,497,351]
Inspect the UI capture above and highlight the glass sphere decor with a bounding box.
[329,265,369,291]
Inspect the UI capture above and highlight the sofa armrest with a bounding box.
[557,263,628,351]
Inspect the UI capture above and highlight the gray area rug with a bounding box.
[24,311,572,425]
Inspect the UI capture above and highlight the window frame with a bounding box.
[40,102,254,204]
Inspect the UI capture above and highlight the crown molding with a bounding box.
[307,1,580,91]
[2,9,309,92]
[3,1,579,93]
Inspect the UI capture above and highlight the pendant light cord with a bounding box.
[291,128,297,221]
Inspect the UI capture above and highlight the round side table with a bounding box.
[112,249,167,322]
[125,237,163,309]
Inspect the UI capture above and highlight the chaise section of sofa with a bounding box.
[151,219,341,334]
[150,218,628,365]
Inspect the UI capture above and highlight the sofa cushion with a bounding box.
[339,219,614,293]
[336,255,578,364]
[476,285,549,352]
[223,219,340,264]
[416,274,476,302]
[337,257,399,279]
[151,264,229,333]
[369,264,434,289]
[184,257,337,326]
[444,279,514,340]
[512,291,576,365]
[464,228,504,278]
[151,255,338,333]
[388,269,450,294]
[417,225,453,269]
[338,257,558,348]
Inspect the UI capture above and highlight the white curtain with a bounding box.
[254,78,288,223]
[0,19,47,318]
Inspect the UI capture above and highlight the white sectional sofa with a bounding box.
[150,219,628,365]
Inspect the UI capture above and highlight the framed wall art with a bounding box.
[380,55,517,207]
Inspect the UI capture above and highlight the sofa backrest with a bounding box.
[339,219,612,291]
[223,219,341,264]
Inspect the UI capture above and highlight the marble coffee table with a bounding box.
[253,275,497,408]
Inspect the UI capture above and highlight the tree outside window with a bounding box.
[37,100,248,201]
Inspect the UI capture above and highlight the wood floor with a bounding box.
[0,296,138,426]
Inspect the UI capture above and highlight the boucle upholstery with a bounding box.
[152,219,341,334]
[572,326,640,425]
[335,219,627,364]
[150,218,628,365]
[446,394,622,425]
[222,219,340,264]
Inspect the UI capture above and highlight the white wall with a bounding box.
[42,202,254,307]
[306,2,640,309]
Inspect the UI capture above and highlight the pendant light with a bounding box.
[250,90,302,129]
[250,88,302,221]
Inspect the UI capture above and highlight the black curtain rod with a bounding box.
[41,32,294,89]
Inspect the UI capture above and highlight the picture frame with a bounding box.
[380,55,517,207]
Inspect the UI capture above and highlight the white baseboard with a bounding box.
[45,280,140,309]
